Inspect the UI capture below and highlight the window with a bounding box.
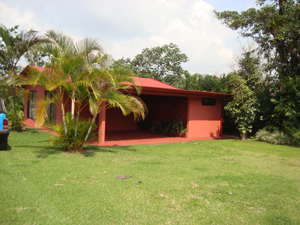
[45,91,56,123]
[27,90,37,119]
[202,98,216,106]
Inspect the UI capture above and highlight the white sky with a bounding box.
[0,0,256,75]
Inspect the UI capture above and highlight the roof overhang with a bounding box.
[21,65,233,100]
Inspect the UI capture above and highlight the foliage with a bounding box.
[138,117,187,137]
[51,112,96,151]
[225,74,259,140]
[0,24,47,77]
[255,128,290,145]
[215,0,300,81]
[0,24,48,131]
[24,46,49,67]
[131,43,188,82]
[183,72,227,93]
[110,57,133,71]
[15,30,147,151]
[215,1,300,139]
[0,82,24,130]
[291,129,300,145]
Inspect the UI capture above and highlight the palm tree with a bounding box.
[83,66,147,144]
[26,30,104,134]
[0,24,49,128]
[16,31,147,151]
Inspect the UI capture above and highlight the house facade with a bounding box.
[21,65,232,146]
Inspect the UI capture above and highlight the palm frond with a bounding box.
[0,24,12,47]
[35,97,56,127]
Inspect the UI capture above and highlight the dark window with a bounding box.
[28,90,37,119]
[202,98,216,106]
[45,91,56,123]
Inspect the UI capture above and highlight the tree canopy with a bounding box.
[131,43,188,82]
[215,0,300,81]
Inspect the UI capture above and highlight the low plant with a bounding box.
[139,118,187,137]
[255,129,271,142]
[50,112,96,151]
[6,109,25,131]
[255,129,290,145]
[290,129,300,146]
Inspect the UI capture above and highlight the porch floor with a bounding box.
[87,130,231,146]
[25,120,231,147]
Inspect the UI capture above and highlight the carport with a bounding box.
[95,78,232,146]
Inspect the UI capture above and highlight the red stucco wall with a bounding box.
[23,84,69,127]
[186,97,223,138]
[105,107,138,131]
[141,95,188,125]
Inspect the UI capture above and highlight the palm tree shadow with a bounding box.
[82,144,137,157]
[32,143,137,158]
[34,146,62,158]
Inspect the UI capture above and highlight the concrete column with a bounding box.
[98,101,106,145]
[186,97,192,138]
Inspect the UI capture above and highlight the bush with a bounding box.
[291,130,300,146]
[255,129,290,145]
[50,113,96,151]
[7,109,25,131]
[139,118,187,137]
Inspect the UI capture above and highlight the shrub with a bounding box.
[291,130,300,146]
[7,109,25,131]
[50,113,96,151]
[268,131,290,145]
[255,129,290,145]
[255,129,270,142]
[139,118,187,137]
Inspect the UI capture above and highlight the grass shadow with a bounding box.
[31,144,139,158]
[84,144,137,155]
[34,146,62,158]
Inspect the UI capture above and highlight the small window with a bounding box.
[28,90,37,119]
[202,98,216,106]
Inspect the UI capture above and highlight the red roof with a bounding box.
[133,77,180,91]
[21,65,232,99]
[30,66,44,72]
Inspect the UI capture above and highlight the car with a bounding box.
[0,97,9,150]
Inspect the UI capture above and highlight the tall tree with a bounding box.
[225,73,259,140]
[215,0,300,137]
[131,43,188,82]
[215,0,300,81]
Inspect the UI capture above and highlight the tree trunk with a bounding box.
[240,132,247,141]
[71,92,75,119]
[83,114,97,143]
[74,109,80,138]
[61,103,67,136]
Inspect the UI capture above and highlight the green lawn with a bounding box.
[1,128,300,224]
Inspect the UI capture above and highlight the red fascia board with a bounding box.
[127,86,232,99]
[22,65,233,99]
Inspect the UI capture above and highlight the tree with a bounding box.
[215,0,300,81]
[0,24,48,130]
[215,1,300,139]
[16,31,147,151]
[110,57,133,71]
[131,43,188,82]
[24,47,49,67]
[225,74,259,140]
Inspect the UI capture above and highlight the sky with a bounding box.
[0,0,257,75]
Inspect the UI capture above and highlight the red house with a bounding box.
[21,66,232,146]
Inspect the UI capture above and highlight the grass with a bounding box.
[1,128,300,224]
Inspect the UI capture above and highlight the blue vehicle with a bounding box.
[0,98,9,150]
